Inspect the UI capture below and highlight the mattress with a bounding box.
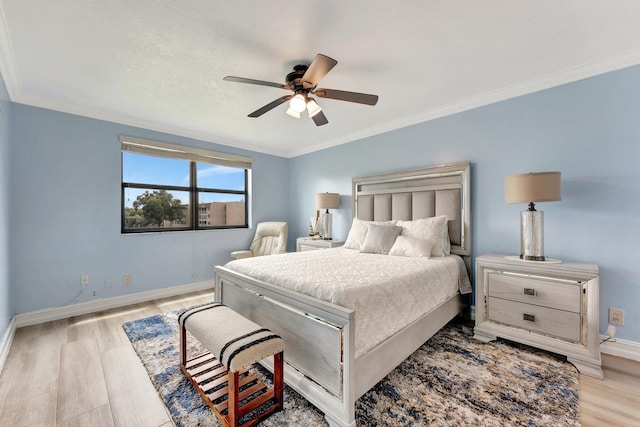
[224,248,471,358]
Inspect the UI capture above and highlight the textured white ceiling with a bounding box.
[1,1,639,157]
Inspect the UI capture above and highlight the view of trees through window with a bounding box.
[124,189,187,228]
[121,151,248,232]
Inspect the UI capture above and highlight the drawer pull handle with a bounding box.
[523,313,535,322]
[523,288,537,296]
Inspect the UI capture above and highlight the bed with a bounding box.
[214,162,472,427]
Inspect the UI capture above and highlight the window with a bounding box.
[121,136,251,233]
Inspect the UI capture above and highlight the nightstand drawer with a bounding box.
[296,238,344,252]
[487,272,581,313]
[488,297,581,342]
[298,243,321,252]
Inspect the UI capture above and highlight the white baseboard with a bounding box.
[600,335,640,363]
[0,316,16,374]
[15,280,214,328]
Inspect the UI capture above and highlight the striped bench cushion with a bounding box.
[179,302,284,372]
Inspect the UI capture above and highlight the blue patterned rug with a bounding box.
[123,311,579,426]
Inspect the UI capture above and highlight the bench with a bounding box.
[178,302,285,427]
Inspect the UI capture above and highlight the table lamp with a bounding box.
[316,192,340,240]
[504,172,561,261]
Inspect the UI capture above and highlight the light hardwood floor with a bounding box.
[0,290,638,426]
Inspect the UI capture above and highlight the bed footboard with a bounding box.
[215,266,357,427]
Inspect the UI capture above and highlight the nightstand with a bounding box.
[474,254,603,379]
[296,237,345,252]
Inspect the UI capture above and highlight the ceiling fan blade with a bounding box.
[315,88,379,105]
[302,54,338,89]
[224,76,290,90]
[311,110,328,126]
[248,95,292,117]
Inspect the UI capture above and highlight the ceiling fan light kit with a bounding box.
[223,53,379,126]
[286,107,301,119]
[289,93,307,113]
[306,98,322,118]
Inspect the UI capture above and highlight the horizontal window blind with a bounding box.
[120,135,252,169]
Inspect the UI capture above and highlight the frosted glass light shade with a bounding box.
[290,94,307,113]
[306,98,322,118]
[286,107,300,118]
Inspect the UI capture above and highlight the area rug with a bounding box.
[123,310,579,426]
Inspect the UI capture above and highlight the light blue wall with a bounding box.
[4,64,639,345]
[0,75,10,337]
[9,104,289,314]
[289,64,640,343]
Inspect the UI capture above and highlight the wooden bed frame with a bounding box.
[214,162,471,427]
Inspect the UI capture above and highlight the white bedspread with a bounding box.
[224,248,471,358]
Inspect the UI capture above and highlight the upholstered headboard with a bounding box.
[352,162,471,257]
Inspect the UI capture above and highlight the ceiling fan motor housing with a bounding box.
[286,65,310,91]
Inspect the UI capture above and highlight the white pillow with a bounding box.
[360,224,402,255]
[388,235,433,258]
[343,217,396,250]
[396,215,450,257]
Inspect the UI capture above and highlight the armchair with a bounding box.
[230,222,288,260]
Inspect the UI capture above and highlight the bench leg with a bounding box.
[274,351,284,412]
[228,371,240,426]
[179,324,187,367]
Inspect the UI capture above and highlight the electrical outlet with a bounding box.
[609,307,624,326]
[104,279,112,289]
[81,274,90,287]
[123,275,132,286]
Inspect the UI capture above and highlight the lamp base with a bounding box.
[520,209,545,261]
[520,254,546,261]
[505,255,562,264]
[320,212,333,240]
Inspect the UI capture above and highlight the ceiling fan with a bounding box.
[223,54,378,126]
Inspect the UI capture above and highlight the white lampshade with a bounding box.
[316,192,340,210]
[505,172,561,204]
[290,94,307,113]
[286,107,300,119]
[306,98,322,118]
